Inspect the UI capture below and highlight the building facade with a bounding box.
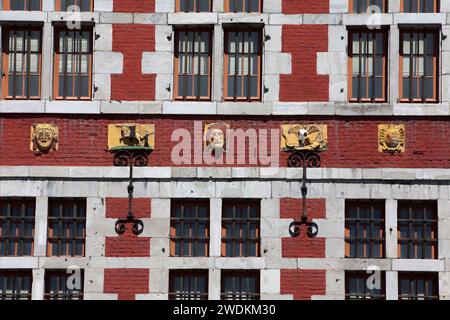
[0,0,450,300]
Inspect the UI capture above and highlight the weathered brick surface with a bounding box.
[280,269,326,300]
[282,0,330,14]
[106,198,151,219]
[113,0,155,12]
[104,269,149,300]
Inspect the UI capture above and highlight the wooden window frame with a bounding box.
[349,0,388,13]
[53,27,93,100]
[0,270,32,300]
[221,270,260,300]
[223,28,262,102]
[348,28,388,103]
[398,272,439,300]
[0,198,35,256]
[345,200,385,258]
[173,28,213,101]
[55,0,94,12]
[169,270,208,300]
[397,201,438,259]
[399,28,439,103]
[224,0,263,13]
[175,0,212,12]
[345,271,386,300]
[3,0,42,10]
[400,0,439,13]
[44,269,84,300]
[170,199,210,257]
[47,198,86,257]
[1,26,42,100]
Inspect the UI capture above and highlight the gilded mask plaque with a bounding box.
[204,122,230,155]
[378,124,405,153]
[30,124,59,154]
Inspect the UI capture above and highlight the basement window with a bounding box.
[45,270,84,300]
[345,271,386,300]
[224,0,262,13]
[399,272,439,300]
[169,270,208,300]
[401,0,439,12]
[0,270,32,300]
[3,0,41,10]
[221,271,260,300]
[56,0,93,12]
[350,0,387,13]
[175,0,212,12]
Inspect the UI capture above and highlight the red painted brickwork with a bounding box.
[104,269,149,300]
[280,25,329,102]
[281,269,326,300]
[111,25,155,101]
[113,0,155,13]
[281,199,325,258]
[106,198,151,219]
[282,0,329,14]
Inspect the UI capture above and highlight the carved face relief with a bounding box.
[30,124,59,154]
[280,124,328,152]
[204,122,230,153]
[378,124,405,153]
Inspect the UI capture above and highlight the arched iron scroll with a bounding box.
[287,151,320,238]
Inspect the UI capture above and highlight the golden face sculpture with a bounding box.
[204,122,230,152]
[30,124,59,154]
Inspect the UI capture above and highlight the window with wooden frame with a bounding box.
[3,0,41,10]
[175,0,212,12]
[345,271,386,300]
[221,270,260,300]
[401,0,439,13]
[1,27,42,100]
[224,29,262,102]
[0,270,32,300]
[398,272,439,300]
[398,201,438,259]
[174,29,212,101]
[55,0,93,12]
[224,0,262,13]
[47,199,86,257]
[44,269,84,300]
[221,200,260,257]
[348,28,388,103]
[0,198,35,256]
[399,29,439,103]
[169,270,208,300]
[345,201,385,258]
[349,0,387,13]
[53,27,92,100]
[170,200,209,257]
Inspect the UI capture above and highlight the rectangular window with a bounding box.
[0,270,32,300]
[399,29,439,103]
[47,199,86,257]
[401,0,439,12]
[0,198,35,256]
[221,271,260,300]
[174,29,212,101]
[1,27,42,100]
[224,0,262,13]
[56,0,93,11]
[221,200,260,257]
[3,0,41,10]
[224,29,262,101]
[350,0,387,13]
[398,201,438,259]
[53,28,92,100]
[399,273,439,300]
[345,271,386,300]
[348,28,388,102]
[170,200,209,257]
[169,270,208,300]
[176,0,212,12]
[45,270,84,300]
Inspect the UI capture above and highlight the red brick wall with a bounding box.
[104,269,149,300]
[106,198,151,219]
[281,199,325,258]
[280,25,329,102]
[113,0,155,12]
[281,269,326,300]
[282,0,330,14]
[111,25,156,101]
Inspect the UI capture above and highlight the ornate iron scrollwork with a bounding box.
[287,151,321,168]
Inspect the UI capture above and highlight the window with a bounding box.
[0,198,35,256]
[345,271,386,300]
[1,28,42,100]
[3,0,41,10]
[401,0,439,13]
[45,270,84,300]
[399,29,439,103]
[176,0,212,12]
[56,0,93,11]
[399,273,439,300]
[348,28,388,102]
[221,271,259,300]
[169,270,208,300]
[350,0,387,13]
[53,28,92,100]
[47,199,86,257]
[0,270,32,300]
[174,29,212,101]
[398,201,438,259]
[224,29,262,101]
[222,200,260,257]
[224,0,262,13]
[170,200,209,257]
[345,201,385,258]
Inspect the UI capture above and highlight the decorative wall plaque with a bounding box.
[204,122,230,155]
[108,123,155,150]
[30,124,59,154]
[378,124,405,153]
[280,124,328,152]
